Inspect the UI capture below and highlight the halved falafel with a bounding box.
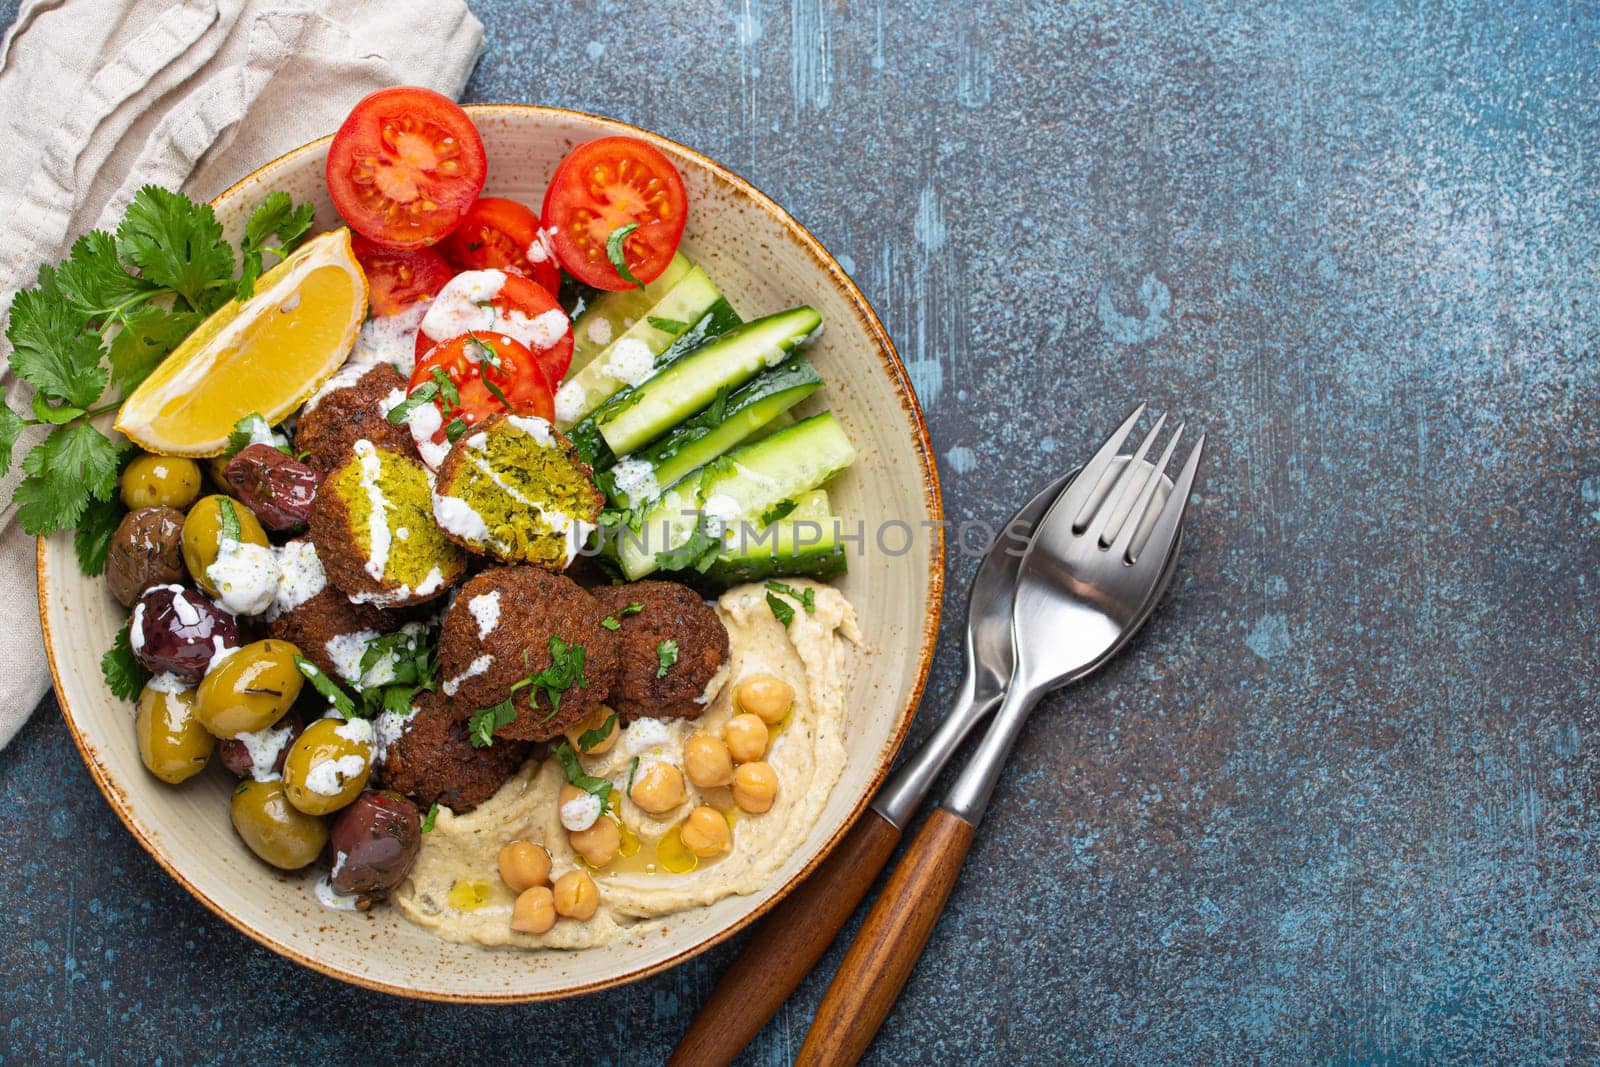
[295,364,420,473]
[436,566,619,743]
[309,440,466,608]
[590,581,730,720]
[431,413,603,571]
[377,691,531,813]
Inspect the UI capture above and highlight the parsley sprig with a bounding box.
[466,635,589,747]
[292,625,439,721]
[655,638,679,678]
[0,186,314,560]
[765,580,817,627]
[605,223,646,290]
[101,621,150,701]
[553,738,615,813]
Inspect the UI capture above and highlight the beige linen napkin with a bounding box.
[0,0,484,749]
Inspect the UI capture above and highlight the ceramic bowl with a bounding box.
[38,105,942,1001]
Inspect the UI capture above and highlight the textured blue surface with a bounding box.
[4,1,1600,1063]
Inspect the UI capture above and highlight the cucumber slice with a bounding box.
[701,489,848,585]
[598,359,824,509]
[745,408,796,443]
[567,252,693,375]
[556,265,731,429]
[596,306,822,458]
[608,411,855,580]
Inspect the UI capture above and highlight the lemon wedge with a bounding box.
[115,229,369,456]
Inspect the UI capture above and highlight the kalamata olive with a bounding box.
[231,778,328,870]
[224,444,321,530]
[182,494,269,597]
[105,506,186,607]
[120,454,202,511]
[135,682,211,784]
[217,709,304,777]
[328,790,422,895]
[283,716,375,815]
[193,638,304,738]
[130,585,240,685]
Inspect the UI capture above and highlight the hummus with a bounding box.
[392,579,860,950]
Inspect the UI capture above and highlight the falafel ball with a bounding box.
[295,364,419,473]
[268,586,403,682]
[377,692,531,813]
[309,441,466,608]
[436,566,619,742]
[590,581,730,721]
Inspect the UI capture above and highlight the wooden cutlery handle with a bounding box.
[667,810,903,1067]
[795,808,977,1067]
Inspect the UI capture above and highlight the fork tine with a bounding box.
[1086,413,1167,545]
[1108,422,1185,557]
[1127,431,1205,565]
[1054,403,1146,531]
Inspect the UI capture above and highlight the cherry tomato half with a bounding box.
[439,197,562,297]
[416,270,574,385]
[326,86,487,250]
[407,333,555,449]
[352,236,453,317]
[540,137,688,291]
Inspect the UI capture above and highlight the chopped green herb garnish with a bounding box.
[766,580,815,614]
[765,591,795,628]
[217,496,241,544]
[577,712,618,752]
[647,316,690,334]
[600,615,621,631]
[444,417,469,443]
[760,499,798,526]
[421,802,439,833]
[528,634,588,719]
[294,655,357,719]
[605,222,646,290]
[553,739,614,812]
[654,516,721,573]
[101,621,150,702]
[224,412,290,458]
[385,382,438,425]
[467,332,501,368]
[482,374,512,412]
[655,638,679,678]
[467,699,516,748]
[625,756,641,796]
[619,602,644,617]
[234,781,249,795]
[430,367,460,412]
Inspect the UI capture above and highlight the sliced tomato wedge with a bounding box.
[416,269,574,384]
[407,333,555,450]
[439,197,561,296]
[351,236,453,317]
[326,86,487,250]
[541,136,687,291]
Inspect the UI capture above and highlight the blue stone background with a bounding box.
[3,0,1598,1062]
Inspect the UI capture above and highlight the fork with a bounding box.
[794,405,1205,1066]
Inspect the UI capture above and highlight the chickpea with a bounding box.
[732,761,779,814]
[498,840,551,893]
[552,869,600,921]
[120,454,202,512]
[683,732,734,788]
[735,674,794,725]
[629,760,687,815]
[510,885,557,935]
[680,805,732,858]
[723,714,769,763]
[570,817,621,867]
[566,706,619,755]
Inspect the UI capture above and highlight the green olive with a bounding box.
[135,683,211,784]
[193,639,303,738]
[121,454,203,511]
[182,494,268,596]
[283,717,374,815]
[231,778,328,870]
[206,455,233,488]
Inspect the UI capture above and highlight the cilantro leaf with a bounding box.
[647,316,690,334]
[107,304,200,392]
[385,383,438,426]
[237,191,315,299]
[116,186,234,313]
[444,417,468,443]
[0,404,23,474]
[527,634,588,719]
[294,655,357,719]
[553,739,614,811]
[618,601,644,617]
[577,711,618,752]
[421,803,439,833]
[654,517,722,573]
[13,425,121,534]
[75,497,125,576]
[101,622,150,702]
[766,591,795,627]
[600,615,621,631]
[430,367,459,411]
[625,756,641,795]
[467,699,516,748]
[6,272,106,406]
[53,230,160,316]
[605,223,646,290]
[760,499,798,526]
[655,638,679,678]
